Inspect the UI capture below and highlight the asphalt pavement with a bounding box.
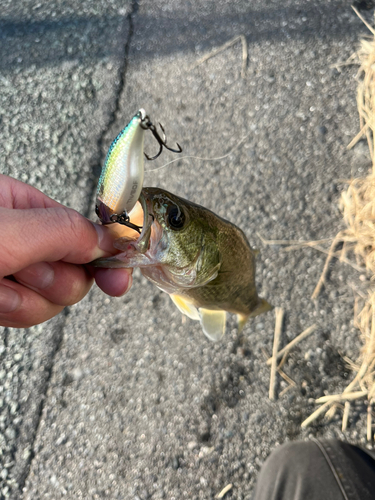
[0,0,373,498]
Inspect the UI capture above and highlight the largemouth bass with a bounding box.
[94,187,271,341]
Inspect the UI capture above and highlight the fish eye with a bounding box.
[167,206,185,230]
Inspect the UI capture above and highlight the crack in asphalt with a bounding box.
[16,4,139,498]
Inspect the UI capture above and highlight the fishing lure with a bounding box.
[95,109,182,230]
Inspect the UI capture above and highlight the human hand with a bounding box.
[0,175,132,328]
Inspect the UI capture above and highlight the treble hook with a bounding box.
[140,114,182,161]
[105,205,154,234]
[109,212,143,234]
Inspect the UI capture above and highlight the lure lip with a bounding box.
[91,191,166,272]
[95,200,115,225]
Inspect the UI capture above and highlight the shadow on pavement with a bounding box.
[0,1,363,71]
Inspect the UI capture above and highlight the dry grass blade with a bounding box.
[301,402,331,428]
[266,325,317,366]
[277,350,290,371]
[367,402,373,442]
[257,233,332,248]
[347,122,370,149]
[192,35,248,78]
[310,246,364,272]
[331,51,359,72]
[216,484,233,499]
[342,401,351,431]
[368,381,375,400]
[316,391,367,404]
[258,232,364,275]
[311,235,343,300]
[325,403,340,422]
[269,308,284,400]
[279,384,294,398]
[277,368,296,387]
[352,6,375,36]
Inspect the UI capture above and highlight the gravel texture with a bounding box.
[1,0,374,499]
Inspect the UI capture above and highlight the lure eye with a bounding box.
[167,206,185,230]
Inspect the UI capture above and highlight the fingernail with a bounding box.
[93,223,106,248]
[0,285,21,313]
[124,271,133,295]
[117,271,133,296]
[16,262,55,290]
[91,222,116,257]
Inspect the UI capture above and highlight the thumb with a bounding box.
[0,206,115,277]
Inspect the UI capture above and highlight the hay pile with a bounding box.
[302,9,375,438]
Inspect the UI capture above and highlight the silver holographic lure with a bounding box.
[96,109,182,231]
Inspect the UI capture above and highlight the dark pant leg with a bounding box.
[252,439,375,500]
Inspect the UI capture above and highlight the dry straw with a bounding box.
[269,308,284,400]
[302,7,375,436]
[266,310,317,400]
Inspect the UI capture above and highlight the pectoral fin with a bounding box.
[170,294,200,320]
[198,308,227,342]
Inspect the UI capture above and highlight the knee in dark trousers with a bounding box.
[252,439,375,500]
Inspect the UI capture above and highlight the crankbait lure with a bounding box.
[96,109,182,231]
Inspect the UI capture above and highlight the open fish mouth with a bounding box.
[129,190,154,254]
[92,189,163,267]
[96,190,153,242]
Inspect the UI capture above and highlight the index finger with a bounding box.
[0,206,115,277]
[0,174,63,210]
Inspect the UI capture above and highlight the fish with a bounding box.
[94,187,272,341]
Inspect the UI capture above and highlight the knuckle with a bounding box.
[0,246,16,277]
[62,208,84,238]
[59,208,95,262]
[52,264,93,307]
[66,279,92,306]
